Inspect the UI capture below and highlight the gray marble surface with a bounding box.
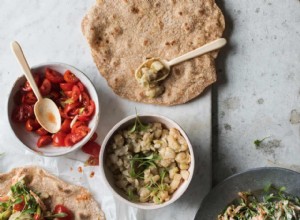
[0,0,299,219]
[213,0,300,184]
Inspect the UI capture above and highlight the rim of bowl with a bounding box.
[205,166,300,194]
[7,62,100,157]
[100,114,195,209]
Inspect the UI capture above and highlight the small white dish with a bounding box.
[7,63,100,157]
[100,114,195,209]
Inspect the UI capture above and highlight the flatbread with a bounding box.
[0,167,105,220]
[82,0,225,105]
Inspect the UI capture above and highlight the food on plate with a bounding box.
[11,68,95,147]
[218,185,300,219]
[135,59,169,98]
[0,167,105,219]
[82,0,225,105]
[0,179,73,220]
[106,117,191,204]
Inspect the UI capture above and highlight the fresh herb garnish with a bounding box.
[10,179,41,215]
[264,183,272,192]
[59,97,74,108]
[129,110,149,133]
[63,98,74,105]
[12,197,23,205]
[127,188,139,201]
[79,107,85,114]
[128,153,160,179]
[22,208,36,214]
[159,169,167,185]
[144,170,169,204]
[254,136,270,147]
[1,178,72,220]
[279,186,286,193]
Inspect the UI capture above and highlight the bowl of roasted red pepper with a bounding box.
[7,63,100,156]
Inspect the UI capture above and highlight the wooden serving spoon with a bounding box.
[11,41,61,133]
[135,38,227,79]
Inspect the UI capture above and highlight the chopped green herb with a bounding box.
[129,109,149,133]
[254,136,270,147]
[159,169,167,185]
[127,188,139,201]
[13,197,23,205]
[23,208,36,214]
[0,176,74,220]
[128,153,160,179]
[264,183,272,192]
[279,186,286,194]
[144,170,169,204]
[79,107,85,114]
[63,98,74,104]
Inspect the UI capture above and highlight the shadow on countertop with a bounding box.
[212,0,234,187]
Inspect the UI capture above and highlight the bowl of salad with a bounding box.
[100,114,195,209]
[7,63,100,156]
[195,167,300,220]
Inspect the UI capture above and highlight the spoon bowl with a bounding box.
[134,38,226,98]
[34,98,61,133]
[11,41,61,133]
[135,38,227,82]
[135,58,170,84]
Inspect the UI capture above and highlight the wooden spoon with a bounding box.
[11,41,61,133]
[135,38,227,80]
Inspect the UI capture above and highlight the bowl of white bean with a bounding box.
[100,114,194,209]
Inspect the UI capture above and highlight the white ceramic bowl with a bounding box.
[7,63,100,157]
[100,114,194,209]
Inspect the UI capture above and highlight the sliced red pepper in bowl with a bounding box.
[45,68,64,83]
[37,135,52,147]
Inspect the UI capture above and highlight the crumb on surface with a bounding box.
[90,171,95,178]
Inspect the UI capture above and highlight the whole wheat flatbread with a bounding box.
[0,167,105,220]
[82,0,225,105]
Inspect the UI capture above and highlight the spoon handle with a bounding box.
[11,41,42,100]
[167,38,227,67]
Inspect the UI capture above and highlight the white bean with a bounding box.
[180,170,190,180]
[114,134,124,147]
[170,174,182,192]
[179,163,189,170]
[139,187,151,202]
[169,167,179,179]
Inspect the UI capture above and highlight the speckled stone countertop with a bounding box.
[0,0,299,219]
[213,0,300,184]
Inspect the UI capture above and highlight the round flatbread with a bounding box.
[82,0,225,105]
[0,167,105,220]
